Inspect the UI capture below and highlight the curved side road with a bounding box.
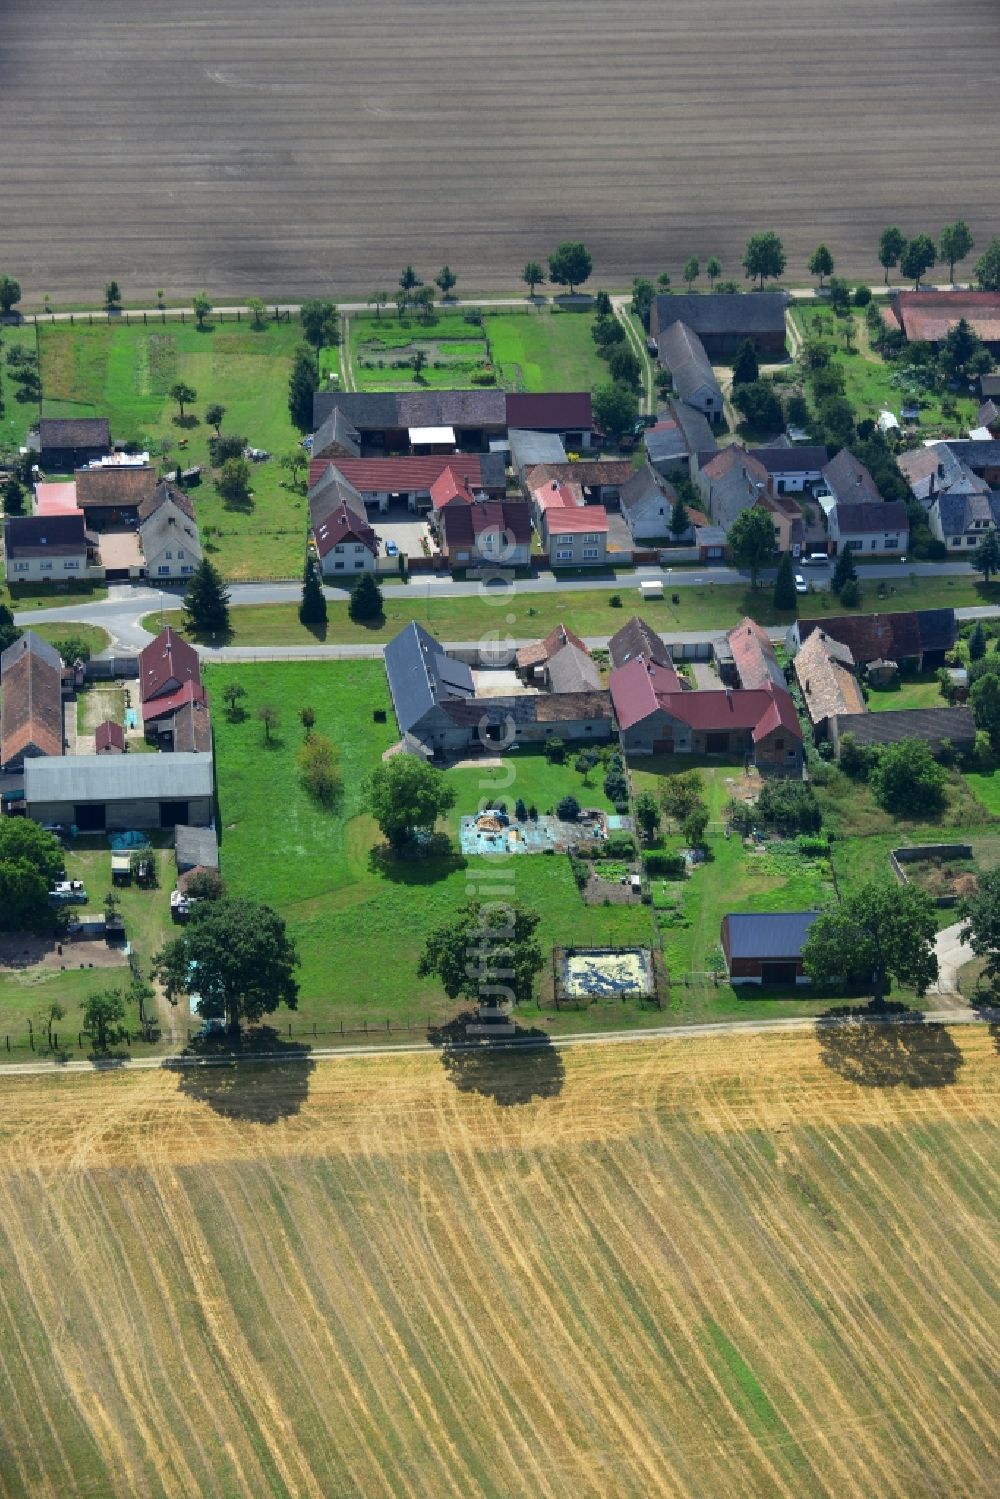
[0,1005,992,1079]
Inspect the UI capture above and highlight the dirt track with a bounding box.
[3,0,999,303]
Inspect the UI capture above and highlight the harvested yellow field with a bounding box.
[0,1027,996,1497]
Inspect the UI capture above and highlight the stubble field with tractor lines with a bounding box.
[2,0,999,304]
[0,1029,996,1497]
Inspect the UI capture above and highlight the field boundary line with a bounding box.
[0,1005,993,1078]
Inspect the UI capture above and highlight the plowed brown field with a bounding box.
[0,1027,996,1497]
[2,1,999,303]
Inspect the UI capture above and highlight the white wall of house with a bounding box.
[830,528,907,556]
[143,542,198,579]
[546,530,607,566]
[319,541,376,576]
[5,553,93,583]
[625,497,671,541]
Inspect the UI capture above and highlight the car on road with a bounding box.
[646,337,658,355]
[802,552,830,566]
[794,573,808,594]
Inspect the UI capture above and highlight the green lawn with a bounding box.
[24,622,110,657]
[0,844,173,1055]
[965,765,1000,815]
[445,748,618,836]
[144,570,1000,648]
[790,305,978,436]
[1,579,108,611]
[484,308,610,393]
[866,669,948,712]
[207,662,652,1032]
[347,309,490,392]
[0,323,41,456]
[35,318,308,579]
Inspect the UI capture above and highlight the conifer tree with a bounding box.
[183,557,230,636]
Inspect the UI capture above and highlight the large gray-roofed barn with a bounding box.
[829,706,976,755]
[24,752,214,830]
[384,622,475,735]
[313,390,507,435]
[652,294,788,357]
[657,322,722,416]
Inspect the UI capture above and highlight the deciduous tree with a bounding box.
[368,289,390,319]
[900,233,936,289]
[155,899,299,1036]
[104,280,121,309]
[592,381,638,438]
[547,241,593,295]
[170,381,196,420]
[399,265,421,302]
[669,494,690,540]
[971,528,1000,583]
[365,756,456,849]
[298,732,341,805]
[192,291,212,327]
[878,226,906,284]
[218,456,251,504]
[608,345,641,389]
[732,379,782,432]
[970,671,1000,741]
[418,900,542,1006]
[0,276,21,314]
[869,739,946,817]
[299,299,339,349]
[247,296,267,327]
[959,868,1000,989]
[727,504,775,588]
[222,681,247,721]
[205,402,226,435]
[435,265,457,298]
[522,261,545,298]
[808,244,834,288]
[630,277,655,325]
[706,256,722,288]
[741,232,785,289]
[939,220,974,282]
[82,987,128,1052]
[802,881,938,1003]
[682,256,699,290]
[634,791,661,841]
[974,237,1000,292]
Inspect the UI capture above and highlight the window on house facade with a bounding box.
[582,547,599,559]
[334,543,344,553]
[64,560,79,570]
[12,562,28,573]
[334,561,345,570]
[165,550,173,559]
[967,535,977,545]
[555,549,572,562]
[158,566,170,575]
[354,544,364,552]
[583,533,599,543]
[178,549,185,558]
[40,562,52,571]
[354,558,364,568]
[556,535,573,545]
[951,536,962,546]
[847,540,862,551]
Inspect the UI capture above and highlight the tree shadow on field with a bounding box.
[967,985,1000,1056]
[167,1026,314,1123]
[427,1012,564,1106]
[816,1001,964,1089]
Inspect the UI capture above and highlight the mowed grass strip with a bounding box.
[145,571,1000,649]
[36,320,308,580]
[0,1029,995,1497]
[484,308,611,392]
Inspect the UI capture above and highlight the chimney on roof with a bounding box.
[805,679,811,693]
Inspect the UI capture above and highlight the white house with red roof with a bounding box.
[529,476,609,566]
[312,502,378,576]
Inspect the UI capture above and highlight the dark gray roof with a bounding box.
[748,445,828,474]
[139,497,202,563]
[980,375,1000,397]
[669,399,718,457]
[832,501,909,534]
[833,706,977,748]
[4,512,88,557]
[38,417,110,450]
[1,629,62,676]
[508,429,568,473]
[795,608,957,662]
[308,464,368,525]
[439,691,612,728]
[313,390,507,432]
[932,490,1000,536]
[822,449,882,505]
[545,643,601,693]
[658,322,721,406]
[384,622,474,734]
[723,911,818,960]
[312,406,361,459]
[653,293,788,340]
[175,824,219,870]
[24,752,213,805]
[619,464,675,517]
[644,421,688,467]
[944,439,1000,472]
[608,616,673,669]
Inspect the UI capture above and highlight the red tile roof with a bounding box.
[139,627,201,703]
[516,623,590,670]
[313,503,378,559]
[726,617,784,690]
[308,455,489,493]
[429,466,476,509]
[889,290,1000,344]
[610,655,801,742]
[34,482,80,516]
[543,504,608,535]
[95,719,125,753]
[531,477,585,513]
[141,678,207,724]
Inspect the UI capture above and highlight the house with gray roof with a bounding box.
[748,444,828,494]
[827,500,909,558]
[899,443,990,506]
[508,429,568,479]
[619,464,677,541]
[695,445,772,531]
[139,486,202,580]
[927,488,1000,551]
[658,323,723,424]
[821,449,882,507]
[829,706,976,759]
[384,622,476,744]
[652,293,788,358]
[313,390,507,453]
[312,406,361,462]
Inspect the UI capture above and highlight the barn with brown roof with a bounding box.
[75,465,159,525]
[0,632,64,771]
[789,610,957,671]
[37,417,110,470]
